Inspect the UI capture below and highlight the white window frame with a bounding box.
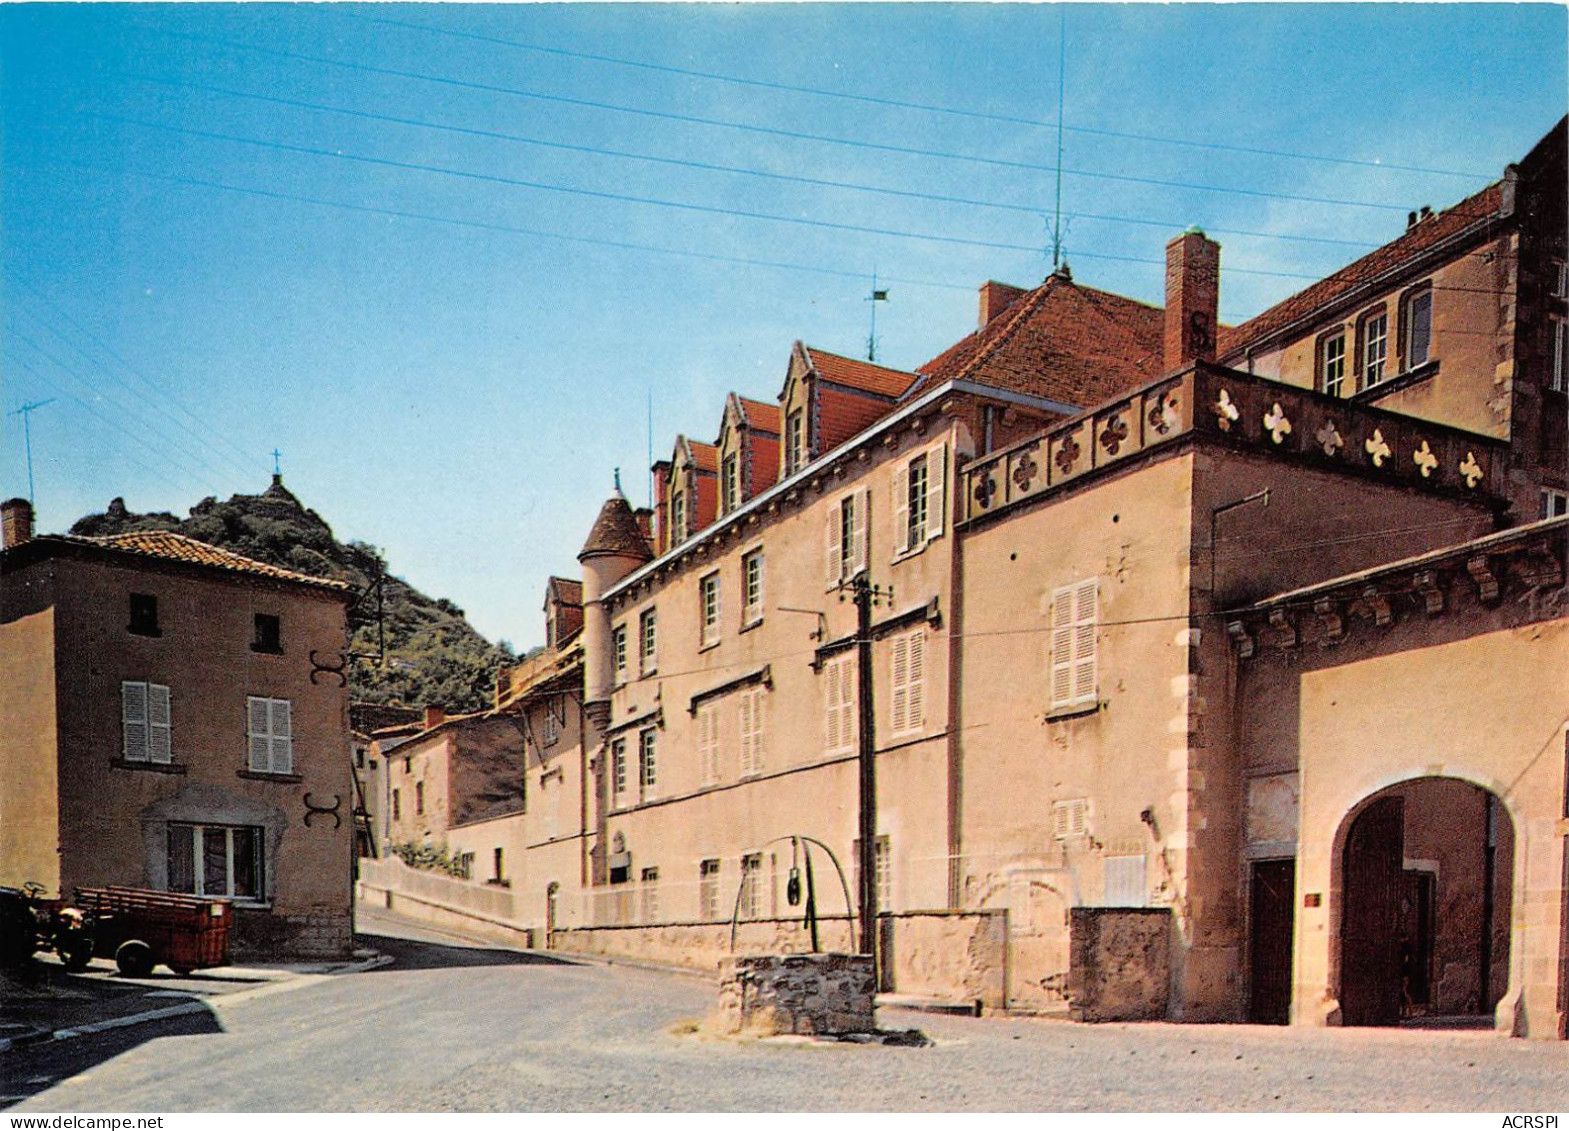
[825,488,869,588]
[739,853,763,919]
[742,548,765,626]
[699,858,721,921]
[852,834,892,912]
[613,625,628,682]
[697,703,721,785]
[611,738,628,805]
[640,867,660,923]
[823,653,856,755]
[700,572,721,647]
[1360,310,1388,390]
[1320,330,1346,397]
[892,441,948,558]
[246,696,294,774]
[738,686,766,776]
[1049,579,1098,712]
[670,492,687,546]
[786,409,805,474]
[1551,316,1566,393]
[167,822,264,901]
[888,627,926,738]
[639,608,657,675]
[721,452,740,514]
[1540,488,1568,520]
[638,726,658,798]
[122,680,172,764]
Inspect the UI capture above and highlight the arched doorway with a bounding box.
[1338,778,1513,1027]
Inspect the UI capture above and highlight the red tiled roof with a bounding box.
[546,576,582,606]
[685,438,720,474]
[917,275,1166,407]
[736,396,781,435]
[802,346,921,399]
[69,531,352,591]
[1218,182,1503,358]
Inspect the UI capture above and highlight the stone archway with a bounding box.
[1337,777,1513,1027]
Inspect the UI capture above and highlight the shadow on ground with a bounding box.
[0,1004,223,1109]
[353,928,575,972]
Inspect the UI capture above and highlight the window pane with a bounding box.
[203,827,228,896]
[232,828,260,899]
[168,825,195,893]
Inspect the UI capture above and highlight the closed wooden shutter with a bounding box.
[148,683,172,764]
[699,706,719,784]
[825,498,843,587]
[905,629,924,731]
[738,691,755,776]
[750,689,766,773]
[1050,587,1074,708]
[122,681,149,762]
[851,489,869,575]
[1071,580,1098,706]
[925,443,947,540]
[892,462,910,556]
[247,697,271,771]
[271,699,293,773]
[890,633,909,734]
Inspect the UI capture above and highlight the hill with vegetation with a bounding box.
[69,477,515,714]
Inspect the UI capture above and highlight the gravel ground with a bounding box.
[11,911,1567,1113]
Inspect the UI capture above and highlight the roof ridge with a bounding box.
[951,277,1057,384]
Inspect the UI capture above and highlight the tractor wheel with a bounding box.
[115,939,154,977]
[58,933,94,971]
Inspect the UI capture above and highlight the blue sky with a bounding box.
[2,3,1565,650]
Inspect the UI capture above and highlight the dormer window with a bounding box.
[786,409,805,474]
[721,452,740,514]
[128,593,160,637]
[670,493,687,546]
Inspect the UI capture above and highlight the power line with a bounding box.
[6,278,262,482]
[118,72,1386,253]
[92,113,1333,282]
[130,26,1421,215]
[343,10,1490,181]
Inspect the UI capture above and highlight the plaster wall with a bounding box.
[45,557,353,957]
[0,606,61,891]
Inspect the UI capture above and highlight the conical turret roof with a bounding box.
[579,494,653,562]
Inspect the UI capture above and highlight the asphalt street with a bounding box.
[6,910,1567,1112]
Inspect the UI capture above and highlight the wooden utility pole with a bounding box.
[851,573,890,962]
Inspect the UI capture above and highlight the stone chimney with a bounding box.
[979,281,1027,328]
[2,498,34,549]
[1163,228,1221,373]
[424,705,445,731]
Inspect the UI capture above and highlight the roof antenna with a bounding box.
[865,267,889,362]
[7,398,55,503]
[613,467,624,498]
[1048,9,1068,274]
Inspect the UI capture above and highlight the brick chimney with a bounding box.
[979,281,1027,328]
[2,498,34,549]
[423,705,445,731]
[1163,228,1221,373]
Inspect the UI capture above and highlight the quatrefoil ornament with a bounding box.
[1263,402,1292,445]
[972,473,997,510]
[1316,421,1344,457]
[1214,388,1240,431]
[1147,391,1180,436]
[1459,451,1483,488]
[1365,428,1392,468]
[1412,441,1438,478]
[1012,451,1039,493]
[1099,415,1130,456]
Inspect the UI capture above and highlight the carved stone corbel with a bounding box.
[1361,584,1393,627]
[1313,598,1343,644]
[1226,620,1254,660]
[1268,607,1297,649]
[1413,569,1444,615]
[1467,554,1500,603]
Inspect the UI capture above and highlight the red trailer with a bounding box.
[74,887,233,976]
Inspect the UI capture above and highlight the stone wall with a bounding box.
[881,910,1007,1009]
[1067,907,1172,1022]
[716,953,875,1036]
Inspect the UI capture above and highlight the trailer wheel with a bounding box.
[115,939,154,977]
[59,934,94,971]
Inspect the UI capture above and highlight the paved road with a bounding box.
[7,910,1567,1112]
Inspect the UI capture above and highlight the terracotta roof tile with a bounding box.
[916,275,1165,406]
[547,576,583,605]
[69,531,352,591]
[802,347,921,399]
[1218,183,1503,357]
[687,439,720,474]
[736,396,781,435]
[579,495,654,561]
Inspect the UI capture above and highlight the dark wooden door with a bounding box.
[1249,858,1296,1024]
[1342,796,1405,1026]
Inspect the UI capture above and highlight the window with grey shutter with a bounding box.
[246,696,293,774]
[122,681,149,761]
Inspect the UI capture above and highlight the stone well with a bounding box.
[716,952,876,1036]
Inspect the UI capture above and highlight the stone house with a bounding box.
[0,501,357,958]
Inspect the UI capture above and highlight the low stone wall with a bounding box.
[1067,907,1172,1021]
[552,916,857,970]
[232,905,353,961]
[881,910,1007,1010]
[716,953,876,1035]
[356,856,534,949]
